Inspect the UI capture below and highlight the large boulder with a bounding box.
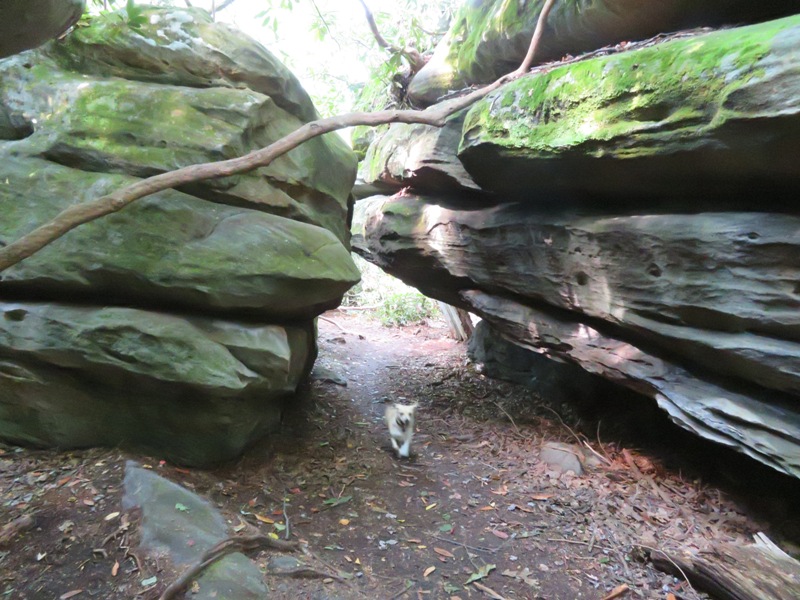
[0,8,360,465]
[354,12,800,479]
[409,0,799,105]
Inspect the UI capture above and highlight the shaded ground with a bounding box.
[1,310,799,599]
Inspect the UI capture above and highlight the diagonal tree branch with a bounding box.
[357,0,424,73]
[0,2,556,274]
[514,0,556,76]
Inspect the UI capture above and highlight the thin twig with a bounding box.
[492,401,521,435]
[541,405,584,445]
[215,0,237,12]
[433,535,495,554]
[637,545,698,597]
[472,580,508,600]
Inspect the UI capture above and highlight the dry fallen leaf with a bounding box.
[339,519,350,526]
[255,513,275,524]
[104,512,120,522]
[490,485,508,496]
[490,530,509,540]
[434,547,455,559]
[425,502,438,511]
[59,591,83,600]
[530,493,553,501]
[406,538,422,544]
[423,566,436,577]
[111,561,119,577]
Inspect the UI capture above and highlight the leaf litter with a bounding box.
[0,310,798,599]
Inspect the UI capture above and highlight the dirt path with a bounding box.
[1,310,798,599]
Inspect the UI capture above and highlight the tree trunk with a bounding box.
[437,302,474,341]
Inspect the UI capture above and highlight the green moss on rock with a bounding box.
[408,0,799,105]
[459,15,800,198]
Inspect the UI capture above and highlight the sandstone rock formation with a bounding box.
[408,0,799,106]
[0,8,359,465]
[354,12,800,478]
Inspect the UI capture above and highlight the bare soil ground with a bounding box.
[1,310,799,600]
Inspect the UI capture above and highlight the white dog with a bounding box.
[384,402,418,458]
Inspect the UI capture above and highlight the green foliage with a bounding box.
[85,0,147,28]
[125,0,147,28]
[376,291,436,327]
[344,254,436,327]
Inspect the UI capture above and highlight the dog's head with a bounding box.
[393,403,417,431]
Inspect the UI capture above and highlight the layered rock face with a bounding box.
[408,0,800,105]
[354,10,800,478]
[0,8,359,465]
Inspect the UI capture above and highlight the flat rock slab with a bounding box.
[122,462,269,599]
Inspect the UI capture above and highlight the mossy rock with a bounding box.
[459,15,800,203]
[0,302,314,466]
[408,0,799,105]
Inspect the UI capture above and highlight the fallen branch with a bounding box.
[158,535,299,600]
[646,543,800,600]
[0,2,556,273]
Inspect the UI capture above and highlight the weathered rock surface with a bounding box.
[0,0,84,59]
[355,195,800,396]
[0,301,312,464]
[468,319,604,406]
[357,114,481,197]
[459,15,800,202]
[0,8,359,465]
[409,0,799,105]
[465,290,800,479]
[0,158,358,320]
[123,463,270,599]
[353,13,800,478]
